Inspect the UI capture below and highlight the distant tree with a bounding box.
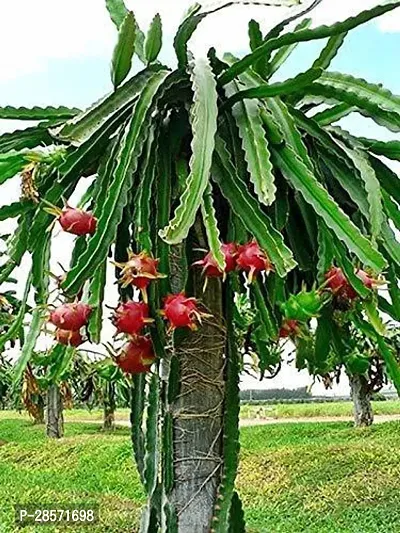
[296,323,399,427]
[240,387,311,401]
[72,355,130,431]
[0,355,12,409]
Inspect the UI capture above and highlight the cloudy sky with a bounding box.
[1,0,399,395]
[1,0,400,108]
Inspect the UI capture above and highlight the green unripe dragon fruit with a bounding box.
[281,289,325,322]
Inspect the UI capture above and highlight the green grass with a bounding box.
[240,422,400,532]
[0,418,144,532]
[240,399,400,419]
[1,413,400,532]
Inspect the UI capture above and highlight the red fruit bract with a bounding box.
[193,243,237,278]
[116,336,155,374]
[325,266,357,300]
[112,301,153,335]
[326,266,379,305]
[115,251,166,291]
[59,207,97,236]
[162,292,204,330]
[236,241,273,281]
[50,302,92,331]
[279,320,299,339]
[356,269,374,289]
[325,267,347,292]
[56,329,84,347]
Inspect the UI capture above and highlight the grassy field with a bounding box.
[1,412,400,532]
[240,399,400,420]
[1,398,397,426]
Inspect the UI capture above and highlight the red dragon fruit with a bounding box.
[114,250,166,301]
[236,241,273,282]
[325,266,349,293]
[50,302,92,331]
[162,292,208,331]
[43,200,97,236]
[112,301,153,335]
[325,266,378,302]
[279,319,299,339]
[116,336,155,374]
[59,207,97,236]
[55,328,84,347]
[192,243,237,278]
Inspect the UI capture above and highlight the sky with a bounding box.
[1,0,399,396]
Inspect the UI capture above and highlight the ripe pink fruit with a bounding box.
[162,292,205,330]
[112,301,153,335]
[50,302,92,331]
[325,267,357,300]
[115,251,166,292]
[116,336,155,374]
[193,243,237,278]
[325,266,377,301]
[279,319,299,339]
[59,207,97,236]
[55,328,84,347]
[236,241,273,281]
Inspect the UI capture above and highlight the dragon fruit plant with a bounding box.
[1,0,400,530]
